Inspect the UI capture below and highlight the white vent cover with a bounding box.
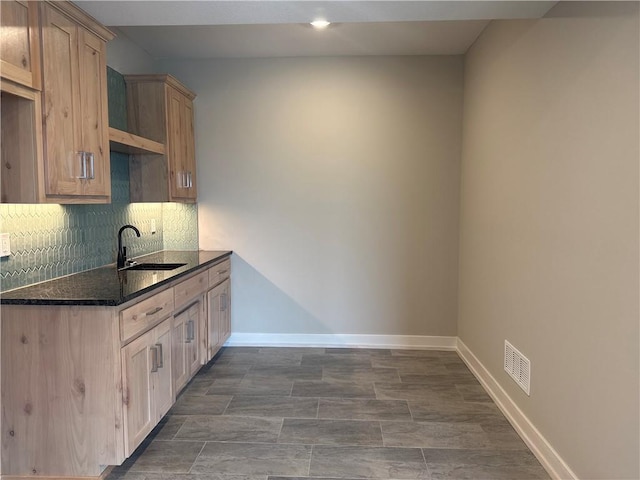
[504,340,531,396]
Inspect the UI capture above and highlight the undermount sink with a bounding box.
[123,262,187,271]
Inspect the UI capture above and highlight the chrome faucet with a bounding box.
[117,224,141,269]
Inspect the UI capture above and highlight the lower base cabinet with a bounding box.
[0,256,231,478]
[121,317,173,456]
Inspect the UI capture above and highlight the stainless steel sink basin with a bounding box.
[124,262,187,271]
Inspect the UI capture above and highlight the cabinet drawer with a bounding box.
[120,288,174,343]
[209,259,231,288]
[174,270,208,310]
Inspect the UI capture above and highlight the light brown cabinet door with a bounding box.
[40,2,83,197]
[167,85,185,199]
[207,279,231,361]
[78,27,109,197]
[173,300,203,394]
[207,283,222,361]
[40,3,110,201]
[167,85,197,201]
[167,86,196,200]
[0,0,41,90]
[220,279,231,344]
[122,318,173,457]
[121,328,154,456]
[186,301,202,377]
[172,310,189,394]
[153,319,174,420]
[182,97,197,200]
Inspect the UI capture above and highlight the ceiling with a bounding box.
[74,1,558,59]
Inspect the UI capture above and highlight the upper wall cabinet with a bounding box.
[0,1,114,204]
[0,1,41,90]
[125,74,197,203]
[40,2,113,202]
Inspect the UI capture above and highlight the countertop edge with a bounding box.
[0,250,232,307]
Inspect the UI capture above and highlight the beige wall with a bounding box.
[161,56,463,336]
[106,27,157,74]
[459,5,639,479]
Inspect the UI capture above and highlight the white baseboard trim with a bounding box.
[456,339,578,480]
[226,333,457,350]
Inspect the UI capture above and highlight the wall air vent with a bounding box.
[504,340,531,396]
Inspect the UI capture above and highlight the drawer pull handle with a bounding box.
[146,306,163,316]
[150,346,158,372]
[217,269,228,275]
[155,343,164,368]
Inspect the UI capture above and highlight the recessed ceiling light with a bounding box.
[310,19,330,30]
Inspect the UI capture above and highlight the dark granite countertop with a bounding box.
[0,250,232,306]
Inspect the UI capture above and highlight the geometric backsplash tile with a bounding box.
[0,155,198,292]
[162,202,199,251]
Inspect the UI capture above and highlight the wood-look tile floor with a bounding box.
[107,347,550,480]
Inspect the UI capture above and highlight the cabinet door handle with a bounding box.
[188,172,193,188]
[88,152,95,179]
[150,346,158,372]
[185,320,192,343]
[179,171,189,189]
[190,319,195,341]
[77,152,88,179]
[155,343,164,368]
[146,306,163,316]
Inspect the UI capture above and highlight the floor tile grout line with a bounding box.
[307,443,314,476]
[420,446,433,479]
[187,440,207,474]
[220,395,233,415]
[377,419,385,448]
[170,418,188,440]
[276,416,285,442]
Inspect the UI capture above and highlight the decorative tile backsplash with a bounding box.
[162,202,200,251]
[0,155,198,292]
